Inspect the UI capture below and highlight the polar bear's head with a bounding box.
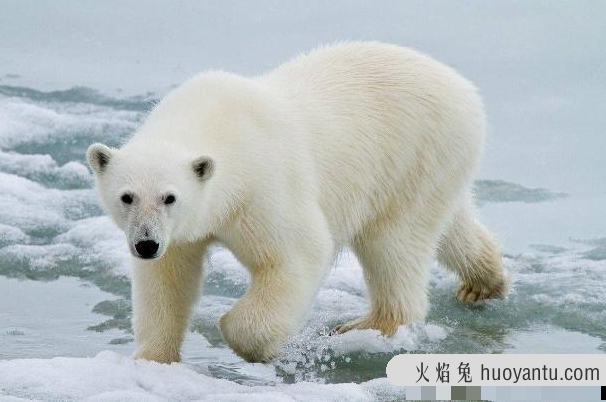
[86,142,215,260]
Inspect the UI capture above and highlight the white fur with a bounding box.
[87,42,507,363]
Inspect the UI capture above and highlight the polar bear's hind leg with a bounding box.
[437,201,509,302]
[333,209,441,336]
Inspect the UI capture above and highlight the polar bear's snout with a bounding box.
[134,240,160,259]
[128,210,168,260]
[130,229,165,260]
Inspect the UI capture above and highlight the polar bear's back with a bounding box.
[263,42,486,240]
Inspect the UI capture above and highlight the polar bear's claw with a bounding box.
[331,315,402,336]
[456,271,509,303]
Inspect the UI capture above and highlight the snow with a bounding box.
[0,150,91,188]
[0,95,140,150]
[0,351,374,402]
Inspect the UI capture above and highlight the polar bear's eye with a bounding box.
[121,194,133,204]
[164,194,176,205]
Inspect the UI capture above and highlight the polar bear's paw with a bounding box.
[219,309,282,363]
[331,314,404,336]
[456,269,510,302]
[132,348,181,364]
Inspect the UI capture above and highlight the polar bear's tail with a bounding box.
[437,201,509,302]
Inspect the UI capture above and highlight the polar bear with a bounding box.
[87,42,508,363]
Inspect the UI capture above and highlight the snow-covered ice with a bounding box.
[0,351,387,402]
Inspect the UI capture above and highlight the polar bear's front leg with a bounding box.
[131,242,205,363]
[219,254,326,362]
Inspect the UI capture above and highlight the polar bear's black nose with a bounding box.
[135,240,159,259]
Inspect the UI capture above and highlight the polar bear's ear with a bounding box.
[191,156,214,181]
[86,143,113,174]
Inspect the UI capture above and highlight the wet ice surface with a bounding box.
[0,85,604,401]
